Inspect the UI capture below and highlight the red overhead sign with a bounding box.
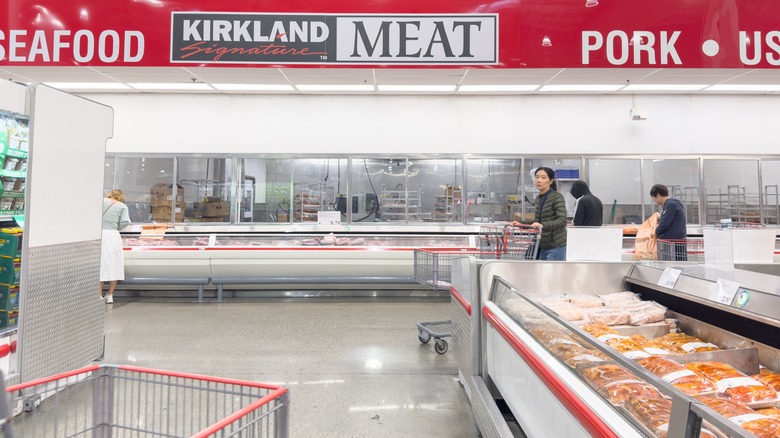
[2,0,780,68]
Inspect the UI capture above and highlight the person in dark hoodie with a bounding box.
[570,180,603,226]
[650,184,687,261]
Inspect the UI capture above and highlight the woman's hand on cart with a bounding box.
[510,221,543,229]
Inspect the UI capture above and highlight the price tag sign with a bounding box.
[711,279,740,305]
[317,211,341,225]
[657,268,682,289]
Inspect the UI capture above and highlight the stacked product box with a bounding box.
[0,228,21,328]
[149,183,185,222]
[191,198,230,222]
[0,114,28,216]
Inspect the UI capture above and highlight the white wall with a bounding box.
[89,93,780,156]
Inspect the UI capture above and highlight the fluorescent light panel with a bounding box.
[623,84,708,92]
[44,82,131,90]
[128,82,213,91]
[378,85,456,92]
[296,84,374,92]
[213,83,294,92]
[704,84,780,92]
[458,85,539,93]
[539,84,623,92]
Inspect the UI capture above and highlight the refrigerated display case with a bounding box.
[456,260,780,437]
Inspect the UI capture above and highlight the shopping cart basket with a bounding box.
[657,238,704,262]
[0,364,289,438]
[478,224,540,260]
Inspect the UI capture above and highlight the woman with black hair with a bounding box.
[512,167,568,260]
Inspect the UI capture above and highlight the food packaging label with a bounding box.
[597,334,629,342]
[569,354,603,363]
[623,350,651,359]
[729,413,770,425]
[662,369,697,383]
[715,377,763,392]
[549,338,578,346]
[680,342,718,352]
[644,348,672,355]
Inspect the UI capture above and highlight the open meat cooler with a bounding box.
[451,260,780,437]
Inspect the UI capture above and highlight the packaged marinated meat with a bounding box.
[686,362,778,405]
[757,407,780,420]
[637,356,717,395]
[539,295,570,307]
[567,294,604,308]
[752,368,780,392]
[625,301,667,326]
[600,291,641,306]
[583,323,618,338]
[654,333,719,354]
[625,396,717,438]
[546,303,585,322]
[697,395,780,438]
[629,335,672,355]
[586,308,631,326]
[563,350,608,368]
[580,364,664,406]
[599,335,650,359]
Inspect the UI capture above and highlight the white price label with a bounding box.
[657,268,682,289]
[317,211,341,225]
[711,279,740,305]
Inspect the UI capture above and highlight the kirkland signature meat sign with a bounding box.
[170,13,498,65]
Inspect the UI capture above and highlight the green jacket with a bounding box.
[528,190,567,249]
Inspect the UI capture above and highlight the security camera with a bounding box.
[630,107,647,121]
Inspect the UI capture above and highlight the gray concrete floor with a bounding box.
[102,298,479,438]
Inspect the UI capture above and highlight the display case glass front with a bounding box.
[122,233,472,248]
[490,277,777,438]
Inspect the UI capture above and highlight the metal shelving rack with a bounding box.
[380,184,421,222]
[293,182,327,222]
[763,184,779,225]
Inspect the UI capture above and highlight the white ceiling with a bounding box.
[1,66,779,94]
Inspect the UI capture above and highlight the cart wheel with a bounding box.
[434,339,448,354]
[418,330,431,344]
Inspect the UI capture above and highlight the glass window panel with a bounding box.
[114,157,174,223]
[761,160,780,225]
[242,158,292,223]
[703,159,760,224]
[642,159,699,225]
[292,158,346,223]
[466,158,525,223]
[408,158,463,223]
[104,155,115,193]
[521,158,580,222]
[178,157,234,223]
[588,159,641,224]
[351,158,417,223]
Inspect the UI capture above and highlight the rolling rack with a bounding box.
[0,364,289,437]
[413,225,540,354]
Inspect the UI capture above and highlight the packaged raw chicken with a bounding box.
[625,396,717,438]
[600,291,641,307]
[567,294,604,308]
[697,395,780,438]
[654,333,719,354]
[580,364,664,406]
[686,362,778,405]
[539,295,570,307]
[637,356,717,395]
[752,368,780,392]
[629,335,672,356]
[586,308,631,326]
[625,301,667,326]
[546,303,585,322]
[757,407,780,420]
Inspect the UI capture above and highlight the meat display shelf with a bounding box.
[452,260,780,438]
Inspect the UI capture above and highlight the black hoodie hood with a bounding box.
[570,180,591,199]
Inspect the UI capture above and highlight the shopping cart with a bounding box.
[657,238,704,262]
[0,364,289,437]
[413,225,540,354]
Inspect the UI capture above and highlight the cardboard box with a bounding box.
[0,233,20,258]
[204,201,230,217]
[0,258,20,286]
[152,212,184,222]
[0,285,18,311]
[445,185,462,199]
[150,183,185,204]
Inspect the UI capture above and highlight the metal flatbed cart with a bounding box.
[0,364,289,437]
[413,225,540,354]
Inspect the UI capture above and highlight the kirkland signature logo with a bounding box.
[170,13,497,64]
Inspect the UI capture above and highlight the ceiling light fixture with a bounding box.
[542,36,552,47]
[538,84,623,92]
[704,84,780,92]
[622,84,708,92]
[296,84,374,92]
[378,85,456,92]
[128,82,213,91]
[213,84,294,92]
[458,85,539,93]
[44,82,131,91]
